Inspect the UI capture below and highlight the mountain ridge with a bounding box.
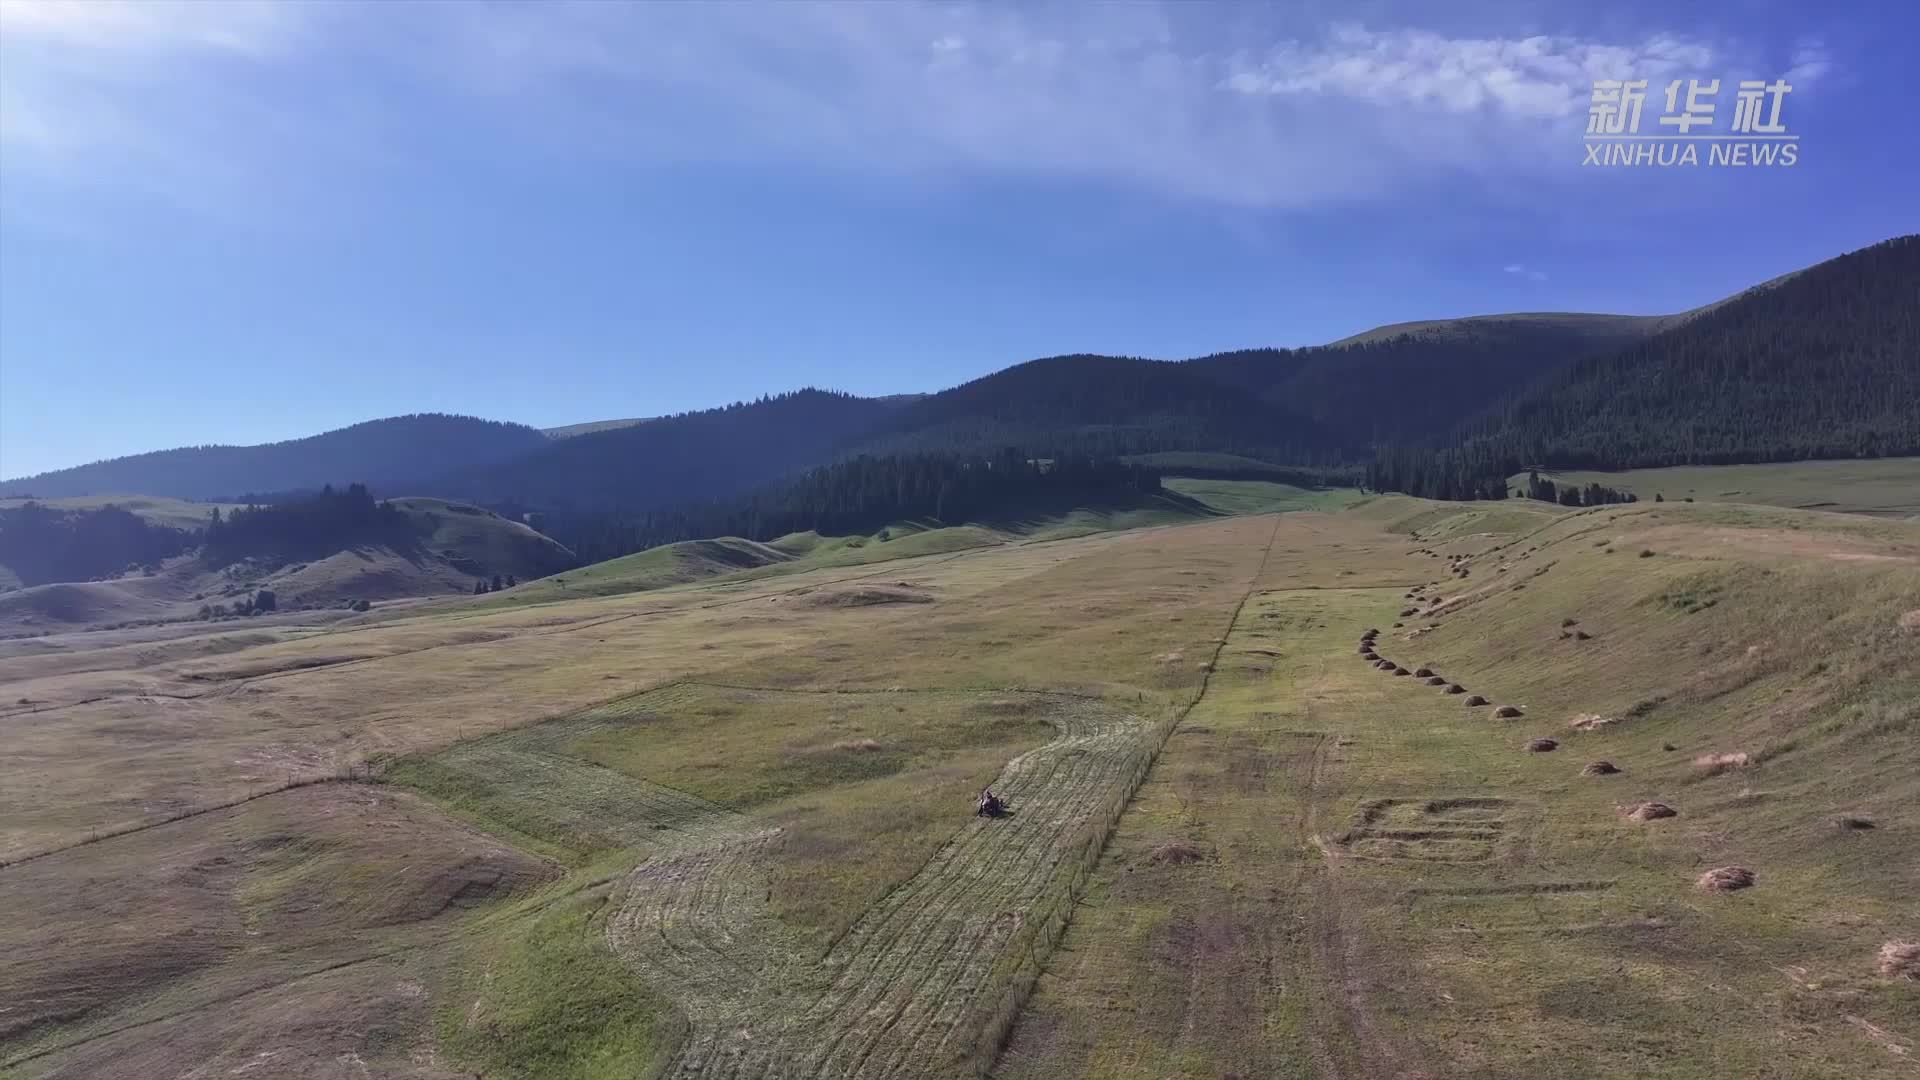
[7,235,1911,513]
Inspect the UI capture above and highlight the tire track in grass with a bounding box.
[604,695,1150,1080]
[610,516,1287,1078]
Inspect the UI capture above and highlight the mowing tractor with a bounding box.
[975,788,1008,818]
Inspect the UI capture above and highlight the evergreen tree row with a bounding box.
[202,483,415,564]
[0,502,195,586]
[533,451,1162,565]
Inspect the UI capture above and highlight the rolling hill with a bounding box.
[8,236,1912,525]
[0,494,574,633]
[1468,235,1920,468]
[0,414,548,501]
[424,389,905,512]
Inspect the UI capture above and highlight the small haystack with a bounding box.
[1620,801,1677,822]
[1494,705,1524,719]
[1836,815,1877,830]
[1878,941,1920,980]
[1414,667,1435,677]
[1525,737,1558,752]
[1464,695,1489,707]
[1425,676,1447,686]
[1445,683,1467,695]
[1399,607,1418,617]
[1149,841,1209,865]
[1693,751,1751,775]
[1581,761,1621,776]
[1696,866,1755,892]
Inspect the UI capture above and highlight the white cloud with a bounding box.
[0,0,301,57]
[1785,39,1831,86]
[1503,263,1548,282]
[0,3,1818,215]
[1222,24,1715,118]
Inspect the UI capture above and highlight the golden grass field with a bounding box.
[1,474,1915,1079]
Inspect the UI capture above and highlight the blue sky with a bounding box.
[1,1,1914,479]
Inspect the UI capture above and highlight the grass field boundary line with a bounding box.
[0,773,361,872]
[973,511,1288,1076]
[681,680,1116,704]
[0,940,418,1069]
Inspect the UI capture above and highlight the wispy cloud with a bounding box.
[1503,263,1548,282]
[0,3,1818,216]
[1785,38,1832,86]
[1222,24,1714,118]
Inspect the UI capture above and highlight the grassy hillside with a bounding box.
[3,478,1912,1079]
[1004,498,1919,1080]
[1513,458,1920,518]
[469,483,1319,611]
[0,495,244,532]
[0,495,576,633]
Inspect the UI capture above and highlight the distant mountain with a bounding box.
[1369,236,1920,498]
[1470,235,1920,468]
[847,354,1344,462]
[11,236,1910,518]
[1183,314,1666,444]
[425,389,903,511]
[1,414,548,501]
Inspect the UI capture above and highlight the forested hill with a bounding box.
[531,451,1165,564]
[1184,313,1662,445]
[423,389,903,511]
[1467,235,1920,468]
[1367,235,1920,499]
[845,354,1346,463]
[1,414,548,500]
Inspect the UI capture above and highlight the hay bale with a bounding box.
[1149,841,1209,865]
[1525,737,1558,752]
[1414,666,1435,677]
[1620,801,1677,822]
[1693,751,1751,775]
[1392,666,1412,676]
[1464,695,1489,707]
[1879,941,1920,980]
[1581,761,1621,776]
[1696,865,1754,892]
[1425,676,1446,686]
[1445,683,1467,695]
